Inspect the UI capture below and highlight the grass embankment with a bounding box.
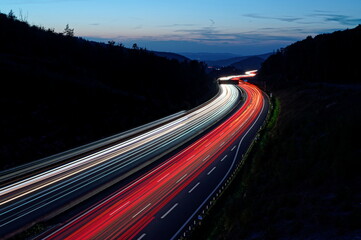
[191,83,361,239]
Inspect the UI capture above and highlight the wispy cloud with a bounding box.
[309,13,361,26]
[244,13,303,23]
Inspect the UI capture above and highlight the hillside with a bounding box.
[0,12,218,170]
[205,53,271,68]
[259,25,361,85]
[230,56,264,71]
[179,52,242,61]
[152,51,189,62]
[191,26,361,239]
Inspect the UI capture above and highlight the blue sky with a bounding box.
[1,0,360,55]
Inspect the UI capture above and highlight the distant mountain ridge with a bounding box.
[230,56,265,71]
[179,52,242,61]
[205,52,272,67]
[152,51,189,62]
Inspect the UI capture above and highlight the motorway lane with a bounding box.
[142,89,269,240]
[0,85,241,238]
[44,82,269,239]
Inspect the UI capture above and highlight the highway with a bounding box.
[42,81,269,240]
[0,84,242,238]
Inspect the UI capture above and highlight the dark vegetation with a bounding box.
[0,11,217,170]
[191,26,361,239]
[260,25,361,86]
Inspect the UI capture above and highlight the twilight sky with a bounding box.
[1,0,360,55]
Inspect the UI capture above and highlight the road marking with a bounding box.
[207,167,216,175]
[203,155,210,162]
[132,203,151,218]
[221,155,228,162]
[186,155,195,161]
[176,173,187,183]
[231,146,236,151]
[161,203,178,219]
[137,233,146,240]
[188,182,200,193]
[171,91,267,240]
[110,201,130,216]
[157,173,170,182]
[220,141,225,147]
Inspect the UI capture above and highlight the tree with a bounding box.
[8,10,16,20]
[63,24,74,37]
[108,40,115,46]
[132,43,139,50]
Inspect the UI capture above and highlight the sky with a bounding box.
[1,0,361,55]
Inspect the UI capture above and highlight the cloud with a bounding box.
[244,13,303,23]
[309,13,361,26]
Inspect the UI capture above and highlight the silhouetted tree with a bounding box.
[108,40,115,46]
[132,43,139,50]
[8,10,16,20]
[63,24,74,37]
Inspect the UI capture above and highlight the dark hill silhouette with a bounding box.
[205,52,271,68]
[0,12,217,170]
[192,26,361,240]
[230,56,264,70]
[152,51,189,62]
[259,25,361,86]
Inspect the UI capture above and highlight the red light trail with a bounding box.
[45,82,265,240]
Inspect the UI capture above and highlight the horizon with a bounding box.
[1,0,360,55]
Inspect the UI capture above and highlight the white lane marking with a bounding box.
[221,155,228,162]
[207,167,216,175]
[137,233,146,240]
[157,173,170,183]
[110,201,130,216]
[220,142,225,147]
[203,155,210,162]
[30,85,236,238]
[161,203,179,219]
[171,87,267,240]
[176,174,187,183]
[132,203,151,219]
[231,146,236,151]
[188,182,200,193]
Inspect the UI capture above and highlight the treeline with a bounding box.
[259,25,361,87]
[0,12,218,170]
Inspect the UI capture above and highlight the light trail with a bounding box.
[0,84,241,238]
[44,82,265,240]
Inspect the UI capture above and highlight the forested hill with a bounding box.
[259,25,361,86]
[0,12,218,170]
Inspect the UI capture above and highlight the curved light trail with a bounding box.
[44,82,266,240]
[0,84,241,238]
